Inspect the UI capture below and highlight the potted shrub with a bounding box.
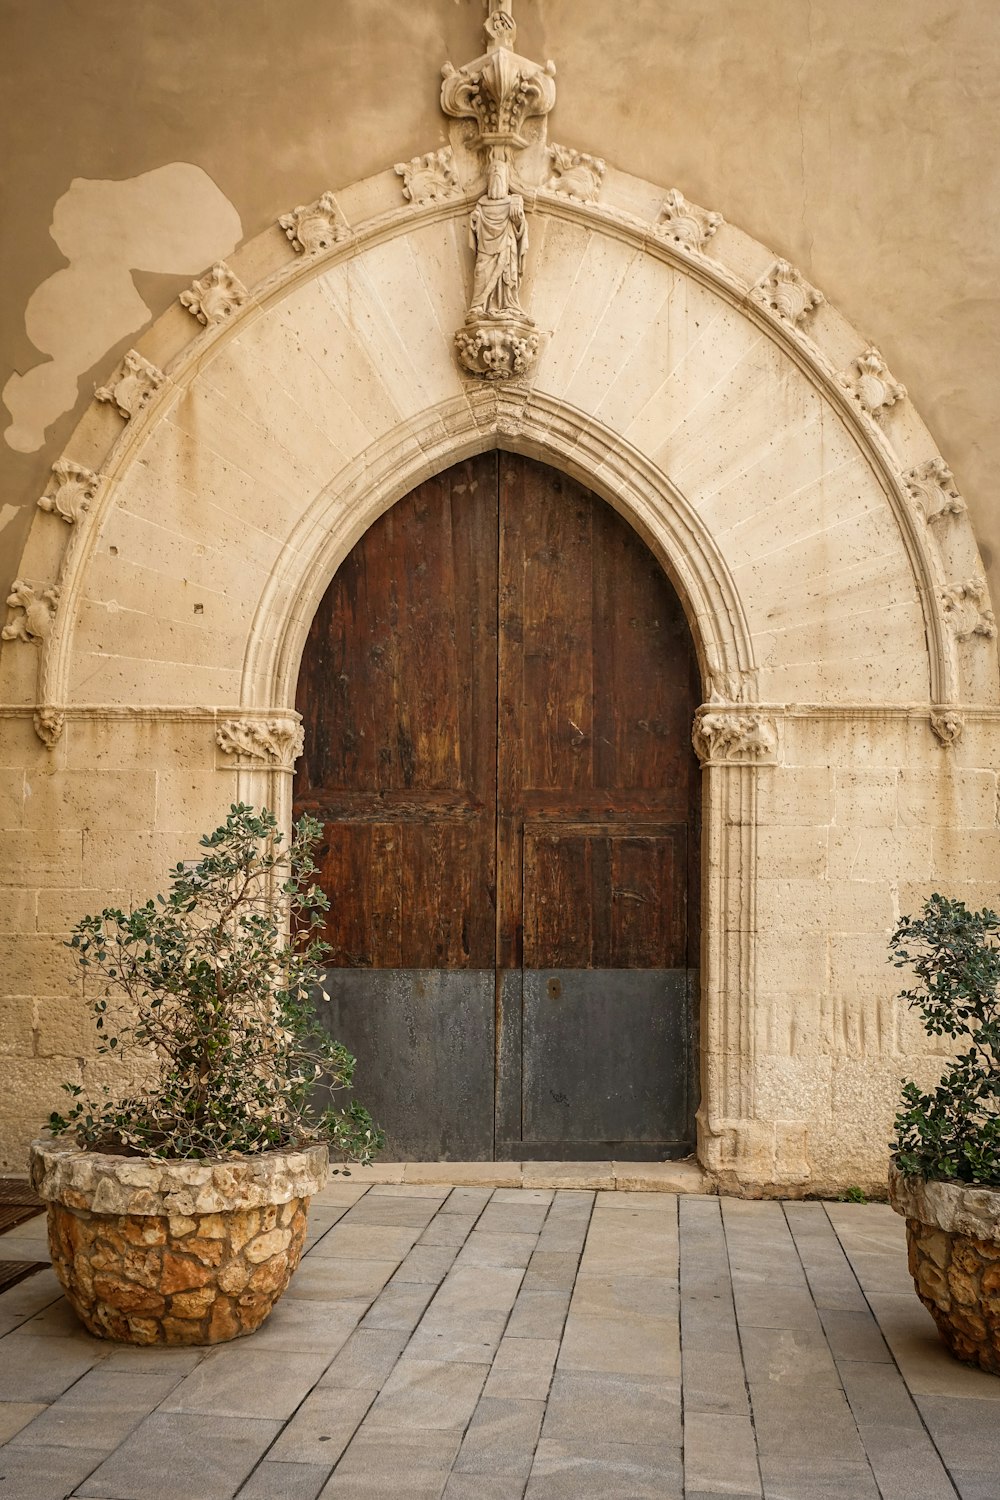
[29,804,381,1347]
[887,893,1000,1373]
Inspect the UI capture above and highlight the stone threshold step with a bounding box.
[337,1159,712,1192]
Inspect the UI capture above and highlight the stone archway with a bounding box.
[2,44,997,1184]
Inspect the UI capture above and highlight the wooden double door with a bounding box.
[294,453,700,1160]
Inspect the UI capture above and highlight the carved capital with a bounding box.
[2,580,59,644]
[33,706,65,748]
[216,717,304,769]
[95,349,165,420]
[546,144,605,203]
[456,318,539,381]
[654,189,723,254]
[838,347,906,422]
[692,709,777,765]
[904,458,966,526]
[940,578,997,642]
[279,192,350,254]
[930,708,964,747]
[752,260,824,328]
[179,262,249,326]
[395,149,461,205]
[37,460,100,525]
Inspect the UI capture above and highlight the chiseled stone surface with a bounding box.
[2,1186,1000,1498]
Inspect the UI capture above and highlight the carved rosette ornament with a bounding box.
[279,192,350,254]
[691,710,778,766]
[546,144,605,203]
[442,0,556,382]
[395,149,461,205]
[904,458,966,526]
[654,189,723,254]
[940,579,998,642]
[838,347,906,423]
[95,350,165,420]
[2,580,60,644]
[930,709,965,747]
[752,260,824,328]
[216,718,305,770]
[179,263,249,326]
[37,460,100,525]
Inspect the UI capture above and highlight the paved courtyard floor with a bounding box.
[1,1178,999,1500]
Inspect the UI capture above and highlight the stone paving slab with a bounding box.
[4,1185,1000,1497]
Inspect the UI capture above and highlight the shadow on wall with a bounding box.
[3,162,241,453]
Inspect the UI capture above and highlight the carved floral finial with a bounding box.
[95,350,165,420]
[395,149,461,205]
[179,263,248,326]
[441,5,556,151]
[37,460,100,525]
[839,347,906,423]
[654,189,723,254]
[2,580,60,644]
[904,458,966,526]
[484,0,516,51]
[279,192,350,254]
[216,717,304,769]
[753,260,824,328]
[546,145,605,204]
[940,578,997,642]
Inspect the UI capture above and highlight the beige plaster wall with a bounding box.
[2,0,999,610]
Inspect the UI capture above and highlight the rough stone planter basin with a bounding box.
[29,1136,328,1346]
[889,1162,1000,1375]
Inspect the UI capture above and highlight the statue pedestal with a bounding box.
[455,316,540,381]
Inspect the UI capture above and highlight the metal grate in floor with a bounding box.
[0,1260,46,1295]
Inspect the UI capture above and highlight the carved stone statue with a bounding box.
[467,159,527,321]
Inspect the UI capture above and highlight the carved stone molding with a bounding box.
[95,350,165,420]
[440,1,557,151]
[216,717,305,769]
[654,189,723,254]
[838,347,906,423]
[278,192,350,254]
[752,260,824,328]
[37,460,100,525]
[705,668,757,706]
[940,579,998,642]
[692,710,778,765]
[2,580,60,644]
[904,458,966,526]
[395,149,461,205]
[546,144,605,203]
[33,706,65,749]
[930,708,964,747]
[179,262,249,326]
[456,319,539,381]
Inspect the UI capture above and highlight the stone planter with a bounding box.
[888,1162,1000,1375]
[29,1136,328,1346]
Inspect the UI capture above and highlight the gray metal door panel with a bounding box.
[316,968,495,1161]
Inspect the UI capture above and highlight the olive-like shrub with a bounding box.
[49,804,382,1164]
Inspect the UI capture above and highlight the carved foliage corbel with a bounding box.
[654,189,723,254]
[838,347,906,424]
[752,260,824,329]
[216,717,305,770]
[930,709,964,747]
[279,192,350,254]
[33,707,65,749]
[940,578,997,643]
[95,350,166,421]
[395,149,461,205]
[37,460,100,525]
[179,262,249,326]
[903,459,966,526]
[692,709,778,765]
[2,580,60,644]
[546,144,605,203]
